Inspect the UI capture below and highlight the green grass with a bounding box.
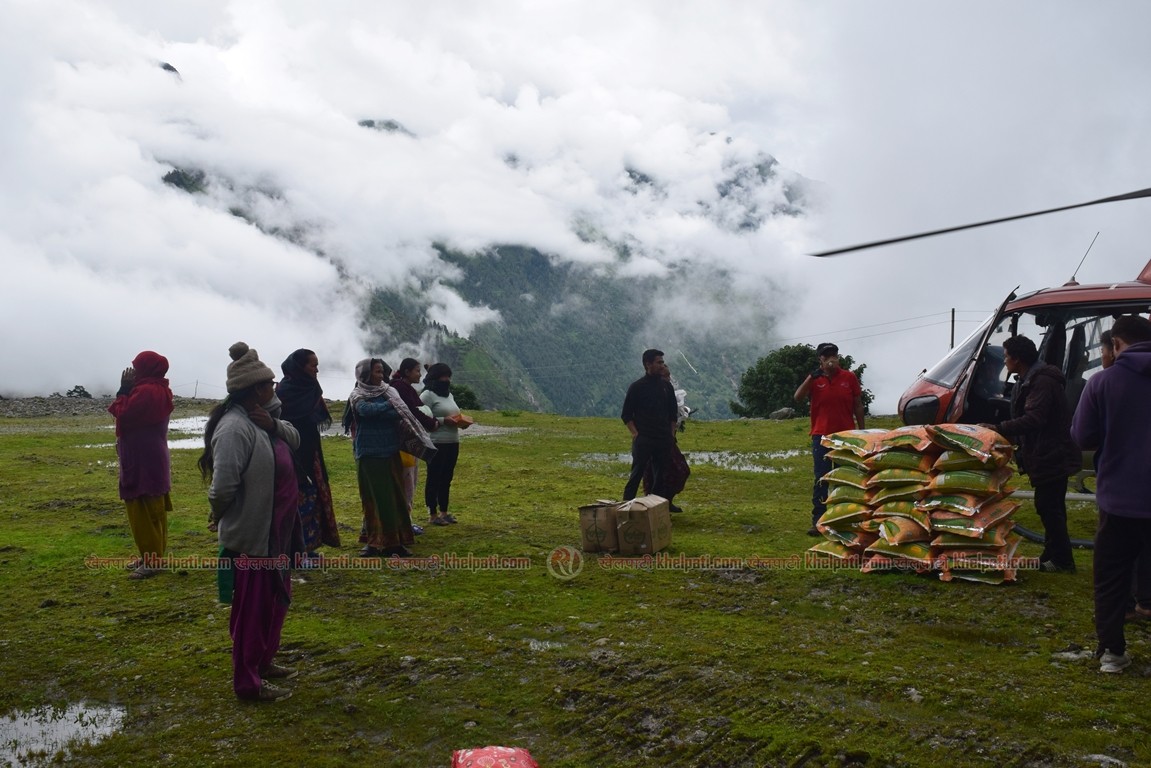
[0,408,1145,767]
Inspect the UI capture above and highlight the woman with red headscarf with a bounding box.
[108,351,175,579]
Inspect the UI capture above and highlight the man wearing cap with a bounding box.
[795,342,865,536]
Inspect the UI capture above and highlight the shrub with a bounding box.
[730,344,873,418]
[453,384,481,410]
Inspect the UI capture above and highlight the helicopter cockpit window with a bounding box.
[961,313,1046,423]
[1064,322,1092,410]
[1040,319,1067,370]
[964,309,1139,419]
[1059,315,1122,411]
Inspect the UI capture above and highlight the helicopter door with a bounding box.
[944,289,1018,423]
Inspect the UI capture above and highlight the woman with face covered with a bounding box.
[200,342,302,703]
[276,349,340,563]
[420,362,472,526]
[108,350,175,580]
[346,358,415,557]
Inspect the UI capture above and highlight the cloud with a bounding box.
[767,1,1151,411]
[423,282,501,337]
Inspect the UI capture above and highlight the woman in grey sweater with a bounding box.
[200,342,302,703]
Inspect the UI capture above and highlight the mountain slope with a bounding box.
[159,134,812,417]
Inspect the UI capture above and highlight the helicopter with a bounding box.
[813,189,1151,549]
[812,187,1151,426]
[897,260,1151,427]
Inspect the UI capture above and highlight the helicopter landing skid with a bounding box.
[1012,522,1094,551]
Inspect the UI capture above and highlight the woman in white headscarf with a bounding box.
[344,358,430,557]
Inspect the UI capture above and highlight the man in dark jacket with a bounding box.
[621,348,679,507]
[991,335,1081,573]
[1072,315,1151,673]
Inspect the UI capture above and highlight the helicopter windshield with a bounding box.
[922,314,996,388]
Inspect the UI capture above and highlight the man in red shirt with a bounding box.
[794,342,865,535]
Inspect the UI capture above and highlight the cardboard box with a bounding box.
[615,495,672,555]
[579,499,620,552]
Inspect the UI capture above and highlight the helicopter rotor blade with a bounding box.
[810,186,1151,258]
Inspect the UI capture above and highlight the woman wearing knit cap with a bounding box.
[276,349,340,563]
[420,362,472,526]
[199,342,303,703]
[346,358,416,557]
[108,350,174,580]
[390,358,440,528]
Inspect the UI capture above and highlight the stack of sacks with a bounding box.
[858,426,940,575]
[806,428,889,564]
[807,424,1023,584]
[920,424,1021,585]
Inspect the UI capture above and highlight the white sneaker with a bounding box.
[1099,649,1131,674]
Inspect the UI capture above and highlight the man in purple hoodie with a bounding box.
[1071,314,1151,673]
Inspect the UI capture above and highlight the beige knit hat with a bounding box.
[226,341,275,393]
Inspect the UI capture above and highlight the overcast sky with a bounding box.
[3,0,1150,411]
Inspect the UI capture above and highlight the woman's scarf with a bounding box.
[346,359,391,418]
[277,349,331,429]
[390,373,440,432]
[345,358,434,451]
[426,380,451,398]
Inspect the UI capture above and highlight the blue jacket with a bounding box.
[352,397,401,459]
[1071,340,1151,518]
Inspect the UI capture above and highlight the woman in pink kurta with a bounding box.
[108,351,174,579]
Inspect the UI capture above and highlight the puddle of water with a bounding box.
[168,416,208,434]
[527,639,566,652]
[88,415,210,451]
[167,417,208,450]
[98,416,206,435]
[578,452,633,465]
[571,449,803,474]
[167,438,204,450]
[686,449,803,473]
[0,702,126,766]
[90,415,519,452]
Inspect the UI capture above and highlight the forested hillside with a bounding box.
[358,245,769,417]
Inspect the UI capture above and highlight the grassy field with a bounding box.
[0,406,1143,767]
